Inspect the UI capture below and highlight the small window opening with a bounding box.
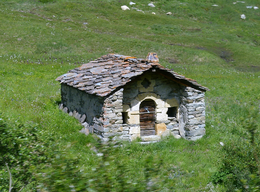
[167,107,177,118]
[122,112,128,124]
[141,78,151,88]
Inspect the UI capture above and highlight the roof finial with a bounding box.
[146,52,159,63]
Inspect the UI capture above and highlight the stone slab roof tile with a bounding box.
[56,53,209,97]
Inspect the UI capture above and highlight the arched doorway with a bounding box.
[139,99,156,136]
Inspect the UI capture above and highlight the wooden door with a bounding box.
[140,99,156,136]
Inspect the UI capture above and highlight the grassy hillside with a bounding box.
[0,0,260,191]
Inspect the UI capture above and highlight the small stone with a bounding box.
[161,129,171,137]
[121,5,130,10]
[59,103,63,110]
[79,128,89,135]
[189,135,203,141]
[82,121,88,126]
[148,2,155,7]
[173,134,181,139]
[186,128,205,137]
[62,107,68,113]
[79,114,86,123]
[167,124,174,129]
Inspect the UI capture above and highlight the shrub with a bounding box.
[37,138,171,191]
[212,106,260,191]
[0,114,52,191]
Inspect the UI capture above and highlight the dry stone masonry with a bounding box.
[56,53,209,142]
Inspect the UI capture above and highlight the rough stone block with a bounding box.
[166,124,174,129]
[119,135,131,141]
[123,126,130,131]
[187,108,195,112]
[82,122,89,128]
[172,134,181,139]
[59,104,64,110]
[189,135,204,141]
[93,124,104,132]
[104,113,117,118]
[62,107,68,113]
[115,119,123,124]
[155,99,165,108]
[128,113,139,124]
[156,107,168,114]
[155,123,167,136]
[103,128,110,133]
[130,126,140,134]
[188,117,205,125]
[111,96,118,101]
[131,133,140,141]
[156,112,168,121]
[103,133,116,137]
[186,128,205,137]
[196,107,205,112]
[79,128,89,135]
[115,109,123,113]
[79,114,86,123]
[161,129,171,138]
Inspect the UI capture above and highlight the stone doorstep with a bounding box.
[141,135,161,142]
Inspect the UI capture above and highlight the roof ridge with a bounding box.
[56,53,209,97]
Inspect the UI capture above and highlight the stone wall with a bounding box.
[181,87,206,140]
[102,88,131,141]
[60,84,104,127]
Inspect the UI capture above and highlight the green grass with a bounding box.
[0,0,260,191]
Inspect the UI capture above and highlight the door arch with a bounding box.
[139,99,156,136]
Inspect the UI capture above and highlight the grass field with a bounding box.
[0,0,260,191]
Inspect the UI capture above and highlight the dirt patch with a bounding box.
[235,65,260,73]
[166,57,179,64]
[195,46,206,50]
[219,50,234,62]
[166,44,234,62]
[208,47,234,62]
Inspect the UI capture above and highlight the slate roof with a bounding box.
[56,54,209,97]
